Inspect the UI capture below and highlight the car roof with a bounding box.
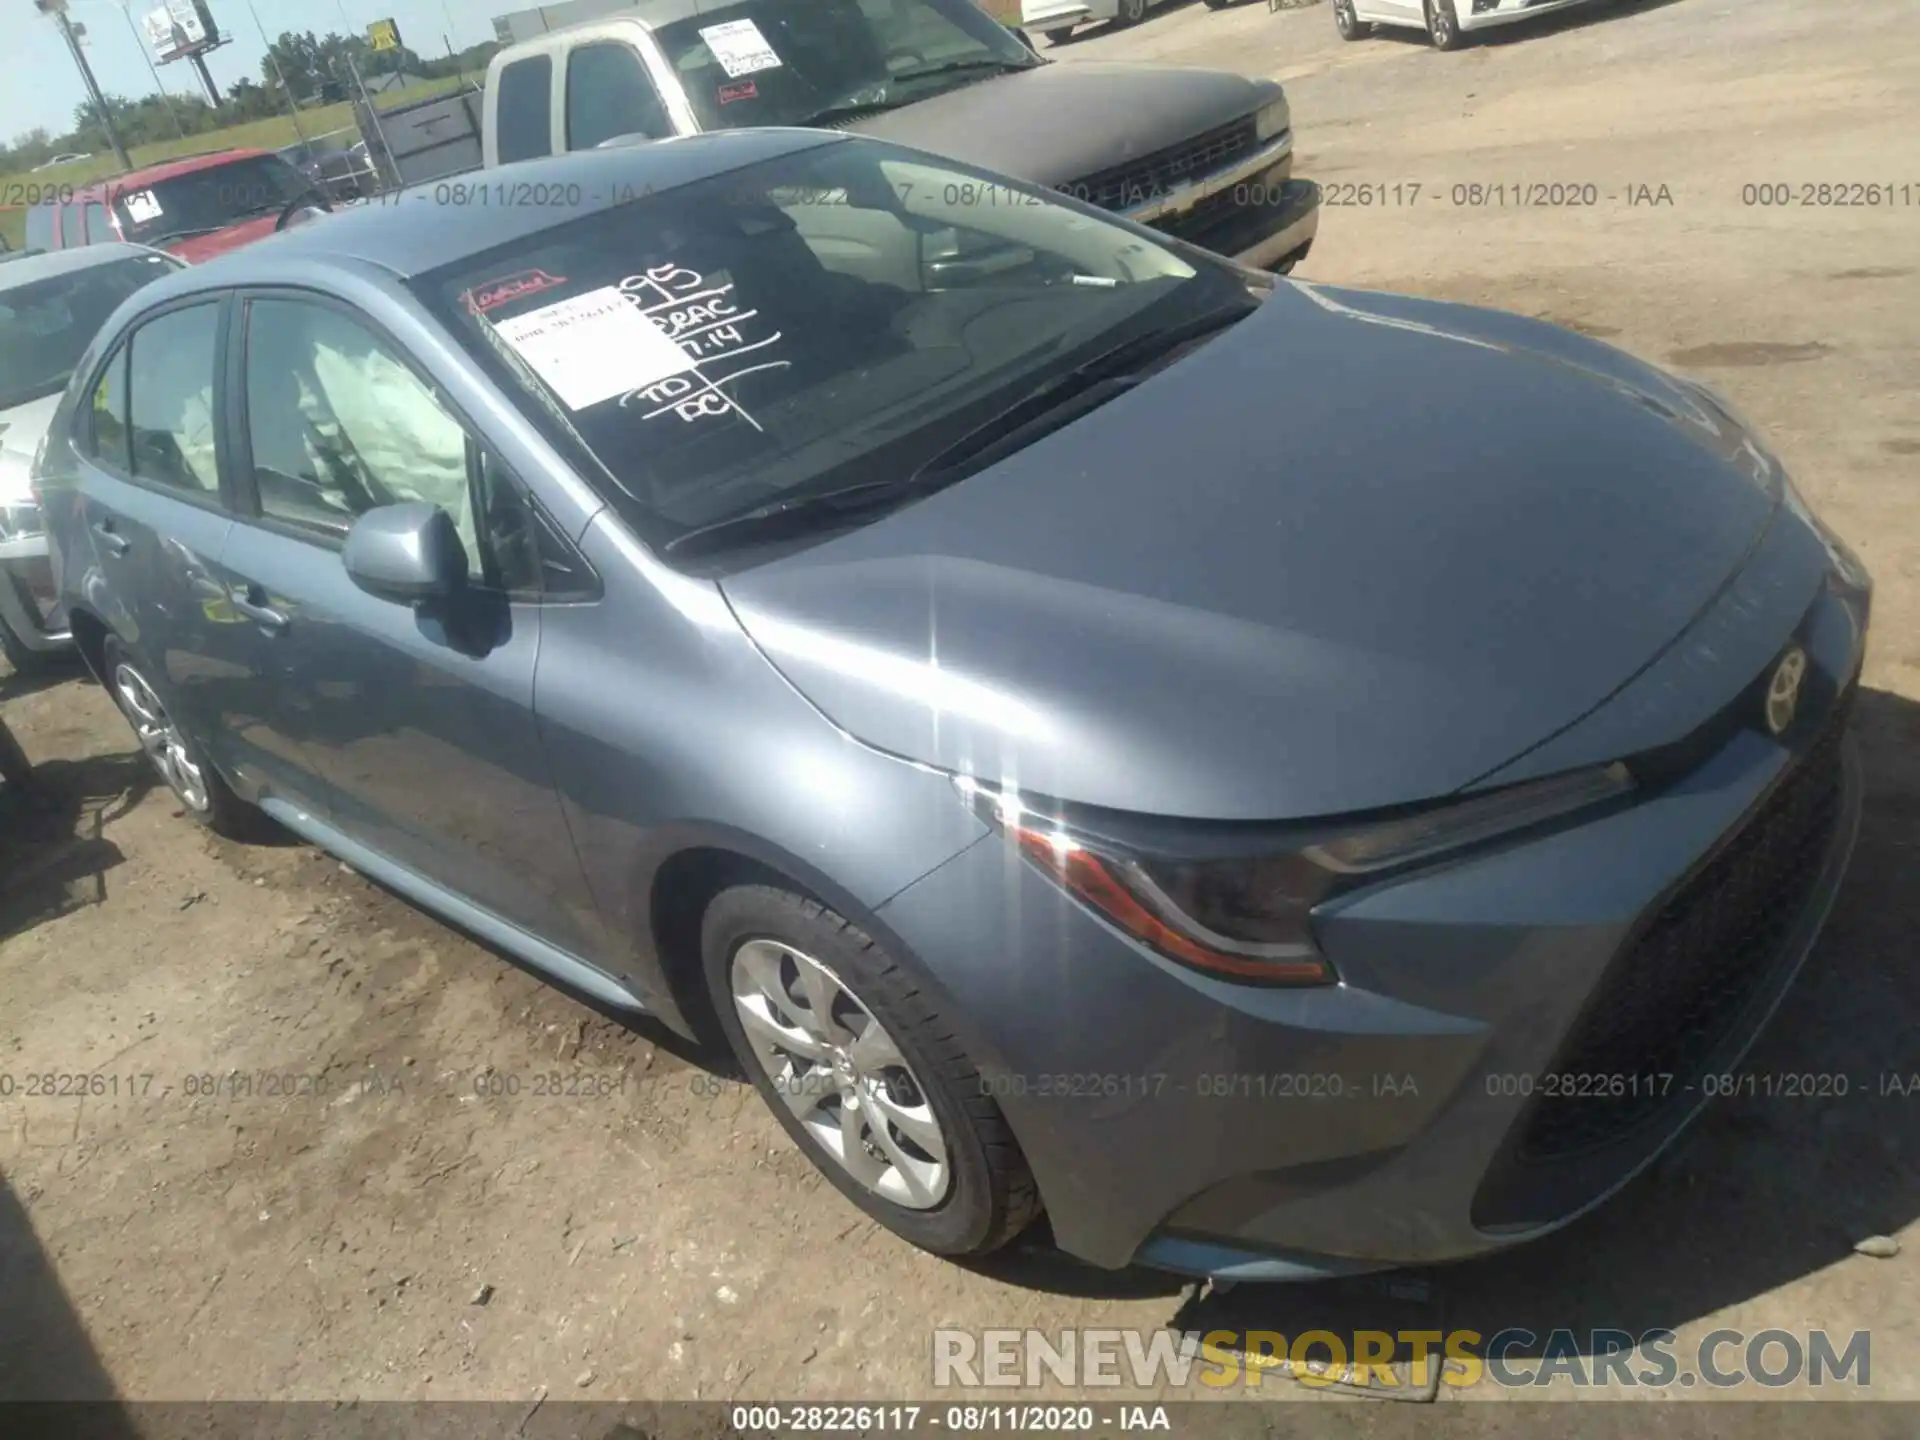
[495,0,739,40]
[0,243,177,291]
[124,130,846,294]
[73,149,274,199]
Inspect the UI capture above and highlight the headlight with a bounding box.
[955,763,1634,986]
[1254,97,1290,144]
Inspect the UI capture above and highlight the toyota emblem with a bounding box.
[1764,646,1808,737]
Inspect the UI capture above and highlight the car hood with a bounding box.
[719,282,1783,821]
[846,62,1281,187]
[162,213,283,264]
[0,390,62,506]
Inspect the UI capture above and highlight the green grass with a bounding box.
[0,75,470,251]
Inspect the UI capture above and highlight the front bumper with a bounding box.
[1460,0,1609,31]
[875,536,1868,1274]
[0,517,70,655]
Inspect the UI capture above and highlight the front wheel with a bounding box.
[1333,0,1371,39]
[1116,0,1147,25]
[1426,0,1468,48]
[703,884,1040,1257]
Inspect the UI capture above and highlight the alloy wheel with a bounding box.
[1428,0,1460,46]
[112,661,209,812]
[1334,0,1360,36]
[730,937,952,1209]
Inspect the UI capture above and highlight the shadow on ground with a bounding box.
[0,748,150,942]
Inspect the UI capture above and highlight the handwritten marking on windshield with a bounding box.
[616,262,788,430]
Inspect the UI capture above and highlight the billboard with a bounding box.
[143,0,221,63]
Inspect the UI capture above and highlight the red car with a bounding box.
[22,148,328,264]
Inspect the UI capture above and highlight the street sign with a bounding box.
[367,18,402,52]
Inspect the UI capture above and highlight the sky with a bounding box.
[1,0,504,144]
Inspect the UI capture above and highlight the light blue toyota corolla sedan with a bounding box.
[34,129,1870,1282]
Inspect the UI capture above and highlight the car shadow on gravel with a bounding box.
[0,1177,139,1431]
[0,749,150,942]
[979,684,1920,1386]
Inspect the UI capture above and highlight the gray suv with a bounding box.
[40,133,1867,1280]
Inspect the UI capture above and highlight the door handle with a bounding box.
[91,521,130,557]
[232,587,289,633]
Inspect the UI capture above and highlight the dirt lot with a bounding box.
[3,0,1918,1412]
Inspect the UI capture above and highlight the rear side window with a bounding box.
[495,56,555,163]
[127,304,222,495]
[87,343,131,468]
[83,203,112,243]
[565,42,671,150]
[25,204,54,250]
[56,202,82,248]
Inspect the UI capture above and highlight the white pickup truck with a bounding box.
[482,0,1320,274]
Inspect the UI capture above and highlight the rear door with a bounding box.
[70,293,314,800]
[221,287,607,959]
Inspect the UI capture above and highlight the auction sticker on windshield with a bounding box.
[123,191,163,222]
[699,20,782,79]
[493,286,692,411]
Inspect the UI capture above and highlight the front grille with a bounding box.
[1068,118,1261,215]
[1510,686,1853,1161]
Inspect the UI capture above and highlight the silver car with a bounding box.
[0,244,183,669]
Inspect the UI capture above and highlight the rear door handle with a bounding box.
[232,587,289,633]
[91,521,130,557]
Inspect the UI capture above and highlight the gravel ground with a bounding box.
[2,0,1917,1413]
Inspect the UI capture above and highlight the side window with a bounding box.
[83,202,112,243]
[127,304,222,495]
[565,42,671,151]
[86,343,131,469]
[241,298,478,559]
[471,449,597,599]
[56,202,81,248]
[25,204,54,251]
[495,56,555,163]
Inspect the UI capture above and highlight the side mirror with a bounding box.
[342,502,468,605]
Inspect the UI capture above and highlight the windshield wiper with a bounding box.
[902,298,1259,484]
[662,299,1256,557]
[790,97,908,127]
[886,58,1041,85]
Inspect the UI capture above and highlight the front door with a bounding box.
[222,290,606,960]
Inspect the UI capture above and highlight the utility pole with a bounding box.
[36,0,133,170]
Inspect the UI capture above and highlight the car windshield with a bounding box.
[0,253,179,409]
[414,138,1256,551]
[111,155,313,245]
[651,0,1039,132]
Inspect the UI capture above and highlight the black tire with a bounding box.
[1045,25,1075,42]
[1116,0,1147,25]
[702,883,1041,1258]
[1333,0,1370,39]
[101,634,264,839]
[1426,0,1469,48]
[1204,0,1233,9]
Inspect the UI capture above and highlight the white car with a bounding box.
[1334,0,1618,50]
[1022,0,1181,46]
[0,244,183,670]
[30,152,94,172]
